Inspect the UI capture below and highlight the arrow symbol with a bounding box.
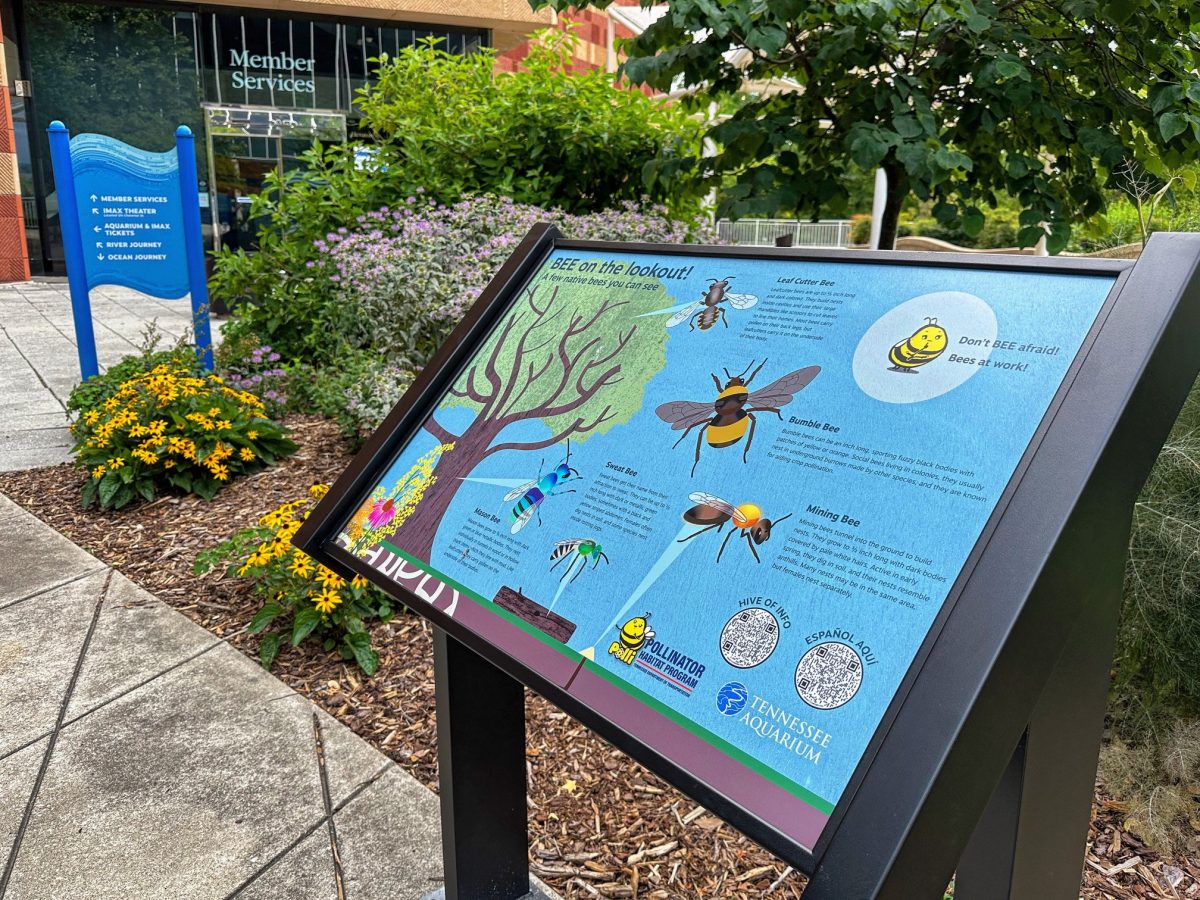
[93,226,101,233]
[96,253,104,261]
[91,208,99,215]
[95,242,102,249]
[90,193,97,202]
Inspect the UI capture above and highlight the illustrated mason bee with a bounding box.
[655,359,820,476]
[678,492,793,563]
[888,317,948,373]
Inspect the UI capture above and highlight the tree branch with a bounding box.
[423,417,458,445]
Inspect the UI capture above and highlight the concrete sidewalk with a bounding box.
[0,493,448,899]
[0,281,207,471]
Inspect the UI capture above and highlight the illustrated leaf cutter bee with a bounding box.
[655,359,821,476]
[664,277,759,331]
[503,441,581,534]
[888,317,948,373]
[678,492,793,563]
[549,538,610,583]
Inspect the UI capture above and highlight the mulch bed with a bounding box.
[1,413,1196,899]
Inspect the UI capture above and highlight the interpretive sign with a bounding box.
[295,228,1200,899]
[48,122,213,379]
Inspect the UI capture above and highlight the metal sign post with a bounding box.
[295,229,1200,899]
[47,121,213,380]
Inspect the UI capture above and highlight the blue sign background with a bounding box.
[70,134,189,297]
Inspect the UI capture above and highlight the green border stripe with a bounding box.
[379,540,834,816]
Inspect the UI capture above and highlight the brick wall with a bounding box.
[0,18,28,282]
[495,7,637,74]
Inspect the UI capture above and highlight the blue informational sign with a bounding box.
[47,122,213,379]
[330,248,1118,847]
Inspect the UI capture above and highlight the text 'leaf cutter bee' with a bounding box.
[655,359,821,476]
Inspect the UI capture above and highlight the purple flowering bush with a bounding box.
[315,194,716,366]
[215,334,290,417]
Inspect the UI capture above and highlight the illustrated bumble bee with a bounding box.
[888,317,948,373]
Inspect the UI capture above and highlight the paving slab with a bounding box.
[0,737,47,848]
[0,568,108,757]
[0,496,104,605]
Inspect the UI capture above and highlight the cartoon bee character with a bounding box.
[609,614,654,665]
[888,317,948,373]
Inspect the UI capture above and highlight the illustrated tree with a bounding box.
[532,0,1200,252]
[391,272,671,560]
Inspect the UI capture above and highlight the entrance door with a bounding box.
[203,105,346,253]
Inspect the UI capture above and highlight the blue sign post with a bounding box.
[47,121,214,380]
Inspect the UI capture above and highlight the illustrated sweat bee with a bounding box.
[549,538,610,583]
[888,317,948,373]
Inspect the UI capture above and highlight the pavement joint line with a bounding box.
[0,320,68,411]
[223,761,395,900]
[0,569,113,898]
[0,564,110,613]
[312,711,348,899]
[0,634,233,765]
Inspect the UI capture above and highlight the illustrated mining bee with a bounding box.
[678,492,793,563]
[503,441,581,534]
[549,538,610,583]
[888,317,948,373]
[666,277,759,331]
[609,613,655,664]
[656,359,820,476]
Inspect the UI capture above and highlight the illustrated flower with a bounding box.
[368,498,396,529]
[313,588,342,614]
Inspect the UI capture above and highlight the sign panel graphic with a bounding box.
[332,248,1116,847]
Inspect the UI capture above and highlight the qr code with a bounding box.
[719,608,780,669]
[794,642,862,710]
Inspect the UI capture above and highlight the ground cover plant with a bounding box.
[69,358,296,509]
[195,484,397,674]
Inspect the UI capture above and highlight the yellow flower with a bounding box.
[164,459,176,469]
[107,456,125,470]
[247,430,258,440]
[313,588,342,614]
[351,575,369,589]
[208,407,221,417]
[239,447,255,461]
[289,554,314,578]
[309,483,330,500]
[83,410,100,426]
[211,464,229,481]
[216,419,232,431]
[316,567,345,590]
[92,465,106,478]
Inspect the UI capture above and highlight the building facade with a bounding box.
[0,0,563,276]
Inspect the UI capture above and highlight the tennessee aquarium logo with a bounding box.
[716,681,749,716]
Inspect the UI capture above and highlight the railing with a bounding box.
[21,197,37,225]
[716,218,852,248]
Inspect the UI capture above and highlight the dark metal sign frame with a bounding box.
[294,227,1200,899]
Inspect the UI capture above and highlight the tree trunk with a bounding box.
[387,416,503,562]
[877,162,909,251]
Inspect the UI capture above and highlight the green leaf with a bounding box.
[965,13,989,33]
[111,483,135,509]
[249,602,283,634]
[292,607,321,646]
[97,471,122,508]
[1158,112,1188,142]
[135,479,155,503]
[81,477,99,509]
[962,208,985,237]
[259,632,281,669]
[345,633,379,676]
[994,59,1025,80]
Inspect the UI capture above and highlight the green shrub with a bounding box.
[210,29,703,326]
[288,350,416,445]
[69,360,296,509]
[68,343,201,420]
[194,485,397,674]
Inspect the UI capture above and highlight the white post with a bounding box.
[869,168,888,249]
